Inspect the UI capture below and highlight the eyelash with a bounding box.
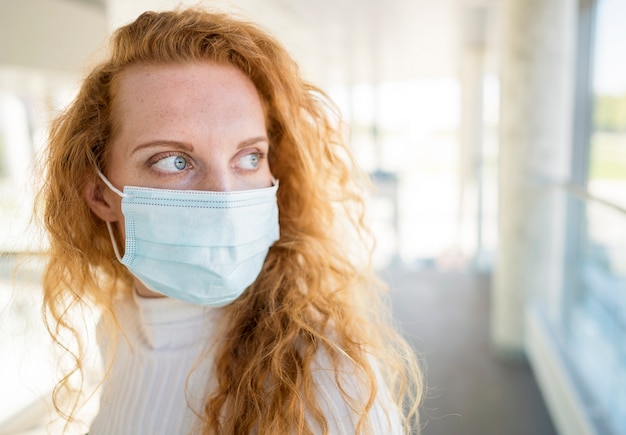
[147,150,267,172]
[236,152,266,170]
[147,152,193,170]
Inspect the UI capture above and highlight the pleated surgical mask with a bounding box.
[97,169,279,306]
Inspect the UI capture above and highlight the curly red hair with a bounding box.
[38,8,422,434]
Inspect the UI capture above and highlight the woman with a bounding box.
[39,8,422,434]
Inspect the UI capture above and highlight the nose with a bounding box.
[198,170,232,192]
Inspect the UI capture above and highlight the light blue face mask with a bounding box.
[97,170,279,306]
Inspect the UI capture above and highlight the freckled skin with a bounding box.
[101,62,273,297]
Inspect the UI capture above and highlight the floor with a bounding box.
[0,258,558,434]
[383,267,558,435]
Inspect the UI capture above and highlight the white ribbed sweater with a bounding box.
[89,293,402,434]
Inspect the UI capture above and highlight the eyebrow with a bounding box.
[238,136,269,149]
[130,136,269,155]
[131,140,194,155]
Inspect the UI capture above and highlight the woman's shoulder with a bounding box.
[308,346,404,434]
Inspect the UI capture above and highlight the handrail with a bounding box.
[0,393,53,434]
[550,180,626,216]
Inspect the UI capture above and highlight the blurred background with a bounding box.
[0,0,624,434]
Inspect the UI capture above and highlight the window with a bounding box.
[588,0,626,208]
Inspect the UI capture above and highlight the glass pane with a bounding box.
[570,196,626,434]
[588,0,626,209]
[534,188,626,434]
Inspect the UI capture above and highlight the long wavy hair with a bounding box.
[38,8,422,434]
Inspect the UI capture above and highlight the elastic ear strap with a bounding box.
[96,168,129,198]
[105,221,124,263]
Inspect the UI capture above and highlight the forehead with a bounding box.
[108,62,266,135]
[112,62,258,109]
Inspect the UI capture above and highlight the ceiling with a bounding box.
[0,0,498,87]
[226,0,467,84]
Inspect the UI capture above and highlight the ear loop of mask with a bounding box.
[105,221,124,263]
[96,168,130,198]
[96,168,128,263]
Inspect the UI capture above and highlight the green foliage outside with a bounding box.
[593,94,626,133]
[589,94,626,180]
[589,131,626,180]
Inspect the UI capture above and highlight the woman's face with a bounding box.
[105,61,272,196]
[87,61,273,296]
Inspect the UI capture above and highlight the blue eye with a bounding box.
[153,155,189,172]
[174,156,187,170]
[238,153,260,170]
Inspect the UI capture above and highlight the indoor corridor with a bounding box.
[386,268,557,435]
[1,0,625,434]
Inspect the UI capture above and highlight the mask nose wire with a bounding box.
[96,168,131,198]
